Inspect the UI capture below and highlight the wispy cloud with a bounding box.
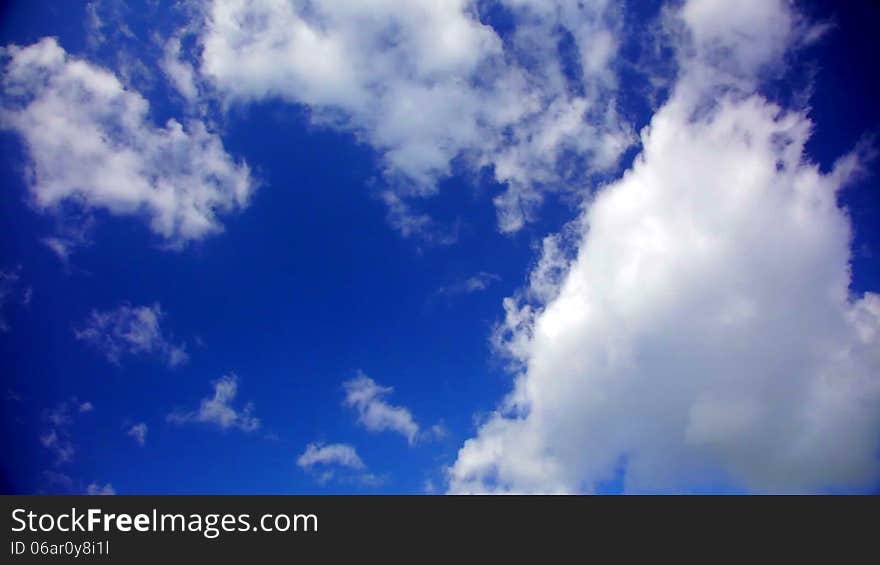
[297,443,365,471]
[40,430,75,465]
[0,266,28,332]
[436,272,500,297]
[39,397,93,465]
[75,303,188,367]
[343,373,420,445]
[167,375,260,432]
[297,442,384,486]
[127,422,148,446]
[196,0,631,237]
[86,482,115,495]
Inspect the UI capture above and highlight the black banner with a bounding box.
[1,495,874,561]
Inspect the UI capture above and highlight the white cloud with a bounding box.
[40,430,75,465]
[75,302,188,367]
[677,0,828,82]
[343,372,420,445]
[40,397,94,465]
[0,37,254,247]
[449,0,880,493]
[86,482,116,495]
[297,442,365,471]
[196,0,632,237]
[428,424,448,441]
[42,238,73,263]
[380,191,458,246]
[85,2,106,47]
[127,422,148,446]
[296,442,381,485]
[167,374,260,432]
[44,398,92,427]
[437,272,500,297]
[161,35,199,102]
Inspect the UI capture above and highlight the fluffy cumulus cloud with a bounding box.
[343,372,420,445]
[168,374,260,432]
[196,0,632,236]
[75,303,188,367]
[449,0,880,493]
[0,37,254,248]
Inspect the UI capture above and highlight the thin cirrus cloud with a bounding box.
[448,0,880,493]
[167,374,260,432]
[195,0,632,238]
[74,303,189,368]
[0,36,254,251]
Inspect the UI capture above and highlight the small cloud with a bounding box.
[127,422,148,446]
[343,372,420,445]
[75,302,189,367]
[84,1,106,48]
[44,397,93,427]
[86,482,115,496]
[161,35,199,102]
[40,430,75,464]
[0,266,24,332]
[167,374,260,432]
[426,423,448,441]
[41,209,97,266]
[297,442,383,485]
[380,191,458,246]
[39,397,93,464]
[436,272,500,297]
[42,237,74,264]
[356,473,388,487]
[297,442,365,470]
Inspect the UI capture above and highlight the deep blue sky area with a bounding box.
[0,1,878,494]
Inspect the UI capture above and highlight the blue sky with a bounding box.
[1,0,878,494]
